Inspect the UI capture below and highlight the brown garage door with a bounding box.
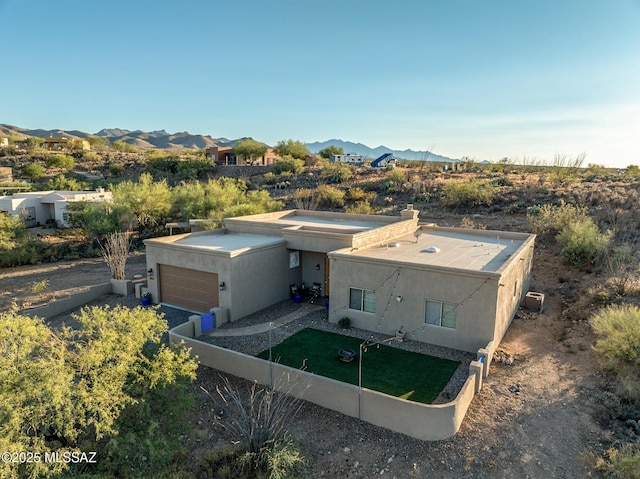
[159,264,219,313]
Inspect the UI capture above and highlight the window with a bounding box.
[349,287,375,313]
[425,300,456,329]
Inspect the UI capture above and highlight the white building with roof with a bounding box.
[144,207,535,352]
[0,188,111,227]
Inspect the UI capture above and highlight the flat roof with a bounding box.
[174,232,283,254]
[232,211,389,232]
[347,229,529,273]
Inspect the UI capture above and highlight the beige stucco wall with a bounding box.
[328,256,500,352]
[169,330,480,441]
[144,231,294,321]
[492,234,536,344]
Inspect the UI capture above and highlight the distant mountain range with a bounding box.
[306,139,456,162]
[0,124,457,162]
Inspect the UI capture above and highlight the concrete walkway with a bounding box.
[204,303,325,337]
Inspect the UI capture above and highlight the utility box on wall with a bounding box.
[524,292,544,312]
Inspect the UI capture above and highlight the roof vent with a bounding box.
[425,246,440,253]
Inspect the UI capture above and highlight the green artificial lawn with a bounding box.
[256,328,460,404]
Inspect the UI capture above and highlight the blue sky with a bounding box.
[1,0,638,167]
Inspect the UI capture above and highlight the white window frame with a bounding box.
[425,300,457,329]
[349,287,376,314]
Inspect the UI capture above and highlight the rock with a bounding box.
[343,447,351,454]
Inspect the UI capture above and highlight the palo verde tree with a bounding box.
[234,138,268,165]
[274,139,309,160]
[318,145,344,159]
[111,173,172,235]
[0,305,198,479]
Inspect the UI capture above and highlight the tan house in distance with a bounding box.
[205,145,280,166]
[144,207,536,353]
[42,137,90,151]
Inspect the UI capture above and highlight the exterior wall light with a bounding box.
[147,268,153,279]
[396,295,403,303]
[315,263,321,271]
[219,282,226,291]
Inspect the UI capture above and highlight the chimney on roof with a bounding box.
[400,204,419,222]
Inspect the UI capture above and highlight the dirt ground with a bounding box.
[0,247,606,478]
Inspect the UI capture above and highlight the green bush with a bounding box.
[345,187,376,203]
[383,169,408,192]
[320,162,353,183]
[590,304,640,371]
[338,317,351,329]
[440,179,495,210]
[317,185,345,208]
[556,218,611,268]
[345,200,375,214]
[45,153,75,170]
[526,201,588,236]
[273,156,304,175]
[22,162,46,179]
[595,443,640,479]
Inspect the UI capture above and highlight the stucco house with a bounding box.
[144,207,535,353]
[0,188,111,227]
[205,145,280,166]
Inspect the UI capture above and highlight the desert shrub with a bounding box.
[317,184,345,208]
[345,200,375,214]
[383,169,408,192]
[526,201,588,236]
[110,140,139,153]
[345,187,376,203]
[206,376,306,479]
[109,164,124,176]
[557,218,611,268]
[22,162,46,179]
[590,304,640,371]
[440,179,495,210]
[80,151,101,163]
[338,317,351,329]
[46,174,90,191]
[594,443,640,479]
[292,188,319,210]
[601,245,640,296]
[320,162,353,183]
[273,156,304,175]
[45,153,75,170]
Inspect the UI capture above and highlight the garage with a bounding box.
[158,264,219,313]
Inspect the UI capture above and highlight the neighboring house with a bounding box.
[42,137,91,151]
[144,207,535,352]
[0,188,111,227]
[330,153,365,165]
[205,145,280,166]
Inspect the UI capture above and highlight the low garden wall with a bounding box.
[170,324,490,441]
[23,282,114,319]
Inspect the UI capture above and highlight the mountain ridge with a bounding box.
[0,124,457,161]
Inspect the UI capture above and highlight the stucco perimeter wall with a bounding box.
[169,330,480,441]
[23,282,114,319]
[328,257,499,352]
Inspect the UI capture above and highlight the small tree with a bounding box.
[22,162,46,179]
[274,139,309,160]
[99,231,132,280]
[318,145,344,159]
[273,155,304,174]
[45,153,75,171]
[234,138,268,165]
